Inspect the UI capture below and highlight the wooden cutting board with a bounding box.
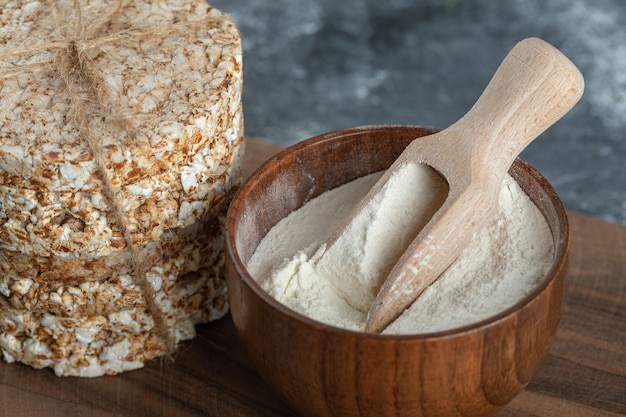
[0,138,624,417]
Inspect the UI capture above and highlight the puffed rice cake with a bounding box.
[0,0,243,376]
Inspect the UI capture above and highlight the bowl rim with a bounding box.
[226,124,570,341]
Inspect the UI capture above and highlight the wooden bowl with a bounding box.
[225,125,568,417]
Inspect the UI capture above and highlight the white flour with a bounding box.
[247,165,554,334]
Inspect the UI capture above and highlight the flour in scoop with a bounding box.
[247,164,554,334]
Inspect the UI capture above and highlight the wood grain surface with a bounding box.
[1,138,624,417]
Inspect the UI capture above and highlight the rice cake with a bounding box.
[1,207,227,317]
[0,0,243,376]
[0,266,229,378]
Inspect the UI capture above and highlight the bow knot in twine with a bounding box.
[0,0,225,355]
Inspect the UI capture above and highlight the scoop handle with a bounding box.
[456,37,584,171]
[365,38,584,334]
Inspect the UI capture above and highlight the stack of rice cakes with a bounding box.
[0,0,243,377]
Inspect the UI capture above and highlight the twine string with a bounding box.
[57,0,176,354]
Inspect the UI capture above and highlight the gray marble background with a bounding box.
[210,0,626,224]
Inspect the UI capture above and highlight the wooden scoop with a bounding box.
[324,38,584,333]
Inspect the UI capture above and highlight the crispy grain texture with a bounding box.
[0,0,243,376]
